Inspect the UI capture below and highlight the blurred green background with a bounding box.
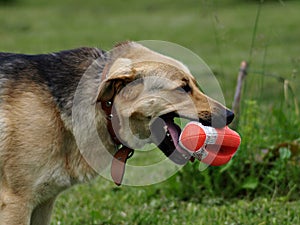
[1,0,299,224]
[1,0,299,102]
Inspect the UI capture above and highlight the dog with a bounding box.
[0,41,234,225]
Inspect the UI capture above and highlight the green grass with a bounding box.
[51,178,300,225]
[1,0,300,224]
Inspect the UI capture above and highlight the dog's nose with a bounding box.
[199,109,235,128]
[226,109,235,125]
[213,110,234,128]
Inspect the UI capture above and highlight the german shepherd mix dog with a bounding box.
[0,42,234,225]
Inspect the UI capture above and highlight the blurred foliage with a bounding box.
[0,0,17,4]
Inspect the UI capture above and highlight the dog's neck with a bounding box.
[55,46,135,186]
[99,93,134,186]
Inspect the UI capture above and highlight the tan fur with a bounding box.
[0,42,232,224]
[0,81,97,224]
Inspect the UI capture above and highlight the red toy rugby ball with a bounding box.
[179,122,241,166]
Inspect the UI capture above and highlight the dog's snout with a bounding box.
[226,109,234,125]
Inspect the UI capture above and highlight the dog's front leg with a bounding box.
[0,190,32,225]
[30,198,56,225]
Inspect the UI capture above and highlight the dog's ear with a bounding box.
[96,58,136,102]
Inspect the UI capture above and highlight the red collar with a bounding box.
[100,99,134,186]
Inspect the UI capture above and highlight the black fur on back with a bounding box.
[0,47,106,114]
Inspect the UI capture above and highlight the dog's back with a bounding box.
[0,48,104,104]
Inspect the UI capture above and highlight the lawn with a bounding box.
[0,0,299,224]
[51,179,300,225]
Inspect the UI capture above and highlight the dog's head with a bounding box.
[97,42,234,164]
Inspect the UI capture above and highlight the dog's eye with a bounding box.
[183,84,191,93]
[176,84,191,93]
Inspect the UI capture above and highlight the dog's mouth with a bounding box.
[150,112,237,166]
[150,112,195,165]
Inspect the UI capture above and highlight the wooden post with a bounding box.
[231,61,248,129]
